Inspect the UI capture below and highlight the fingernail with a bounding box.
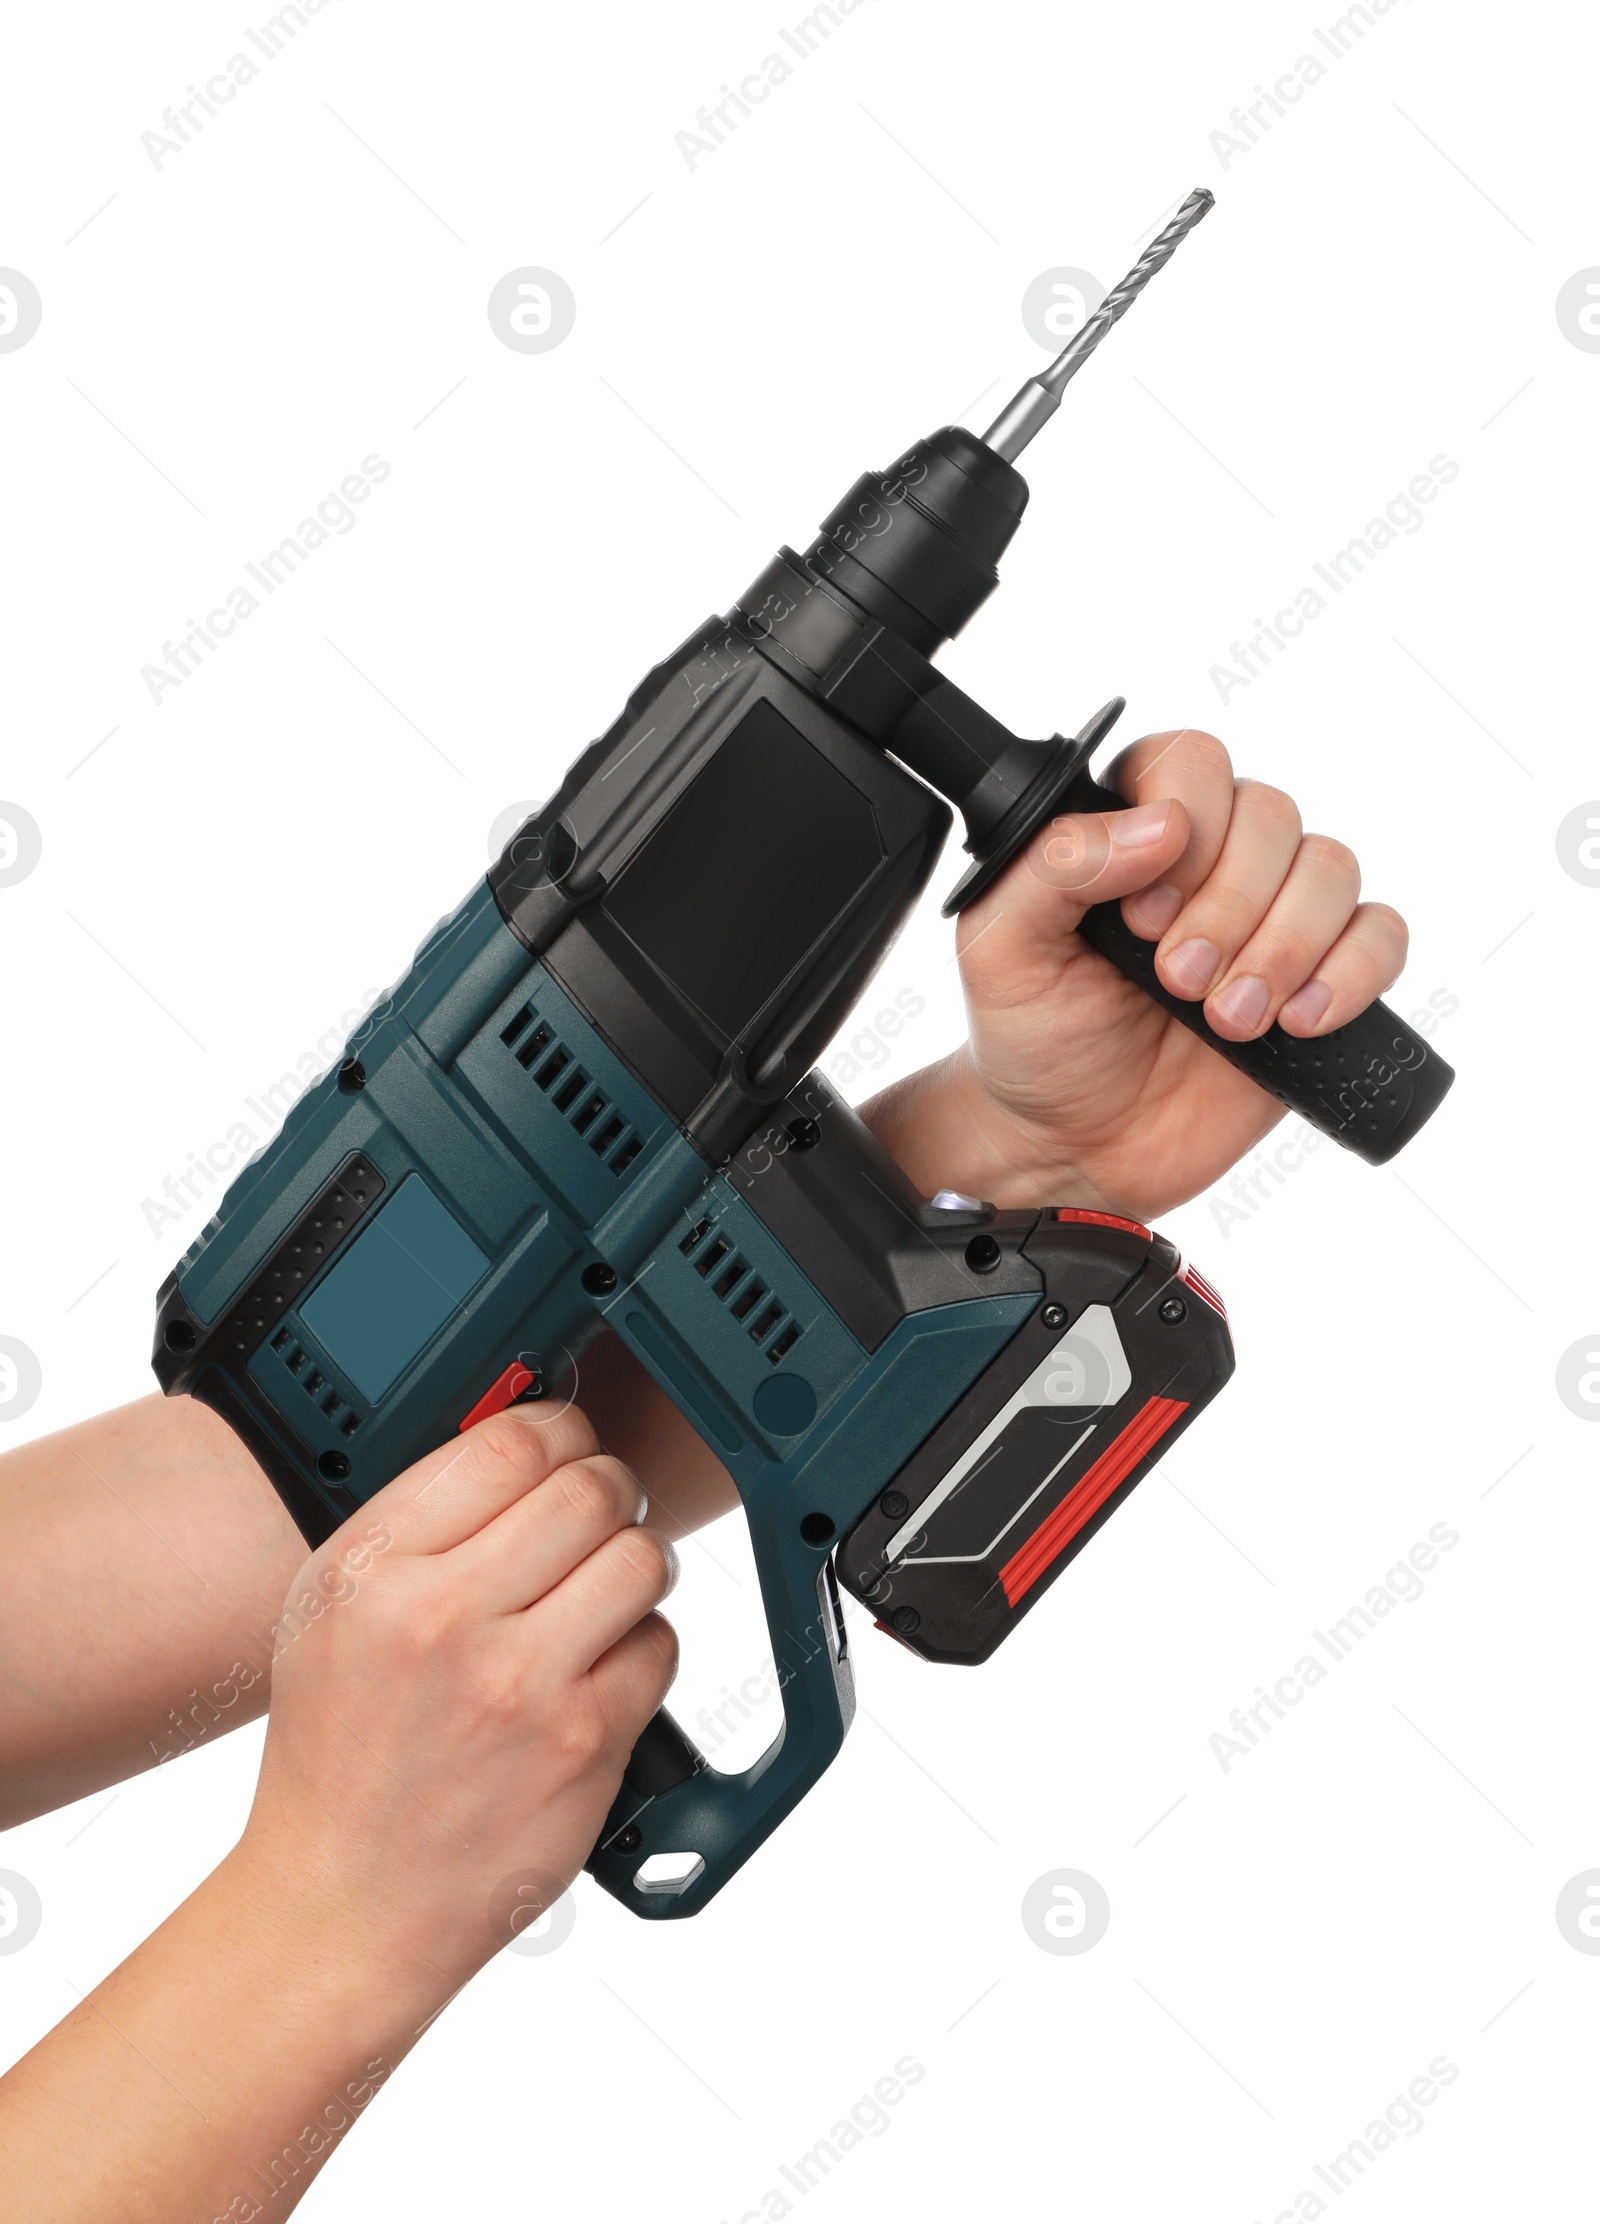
[1165,937,1220,995]
[1109,801,1173,850]
[660,1540,681,1595]
[1126,882,1183,935]
[1281,979,1332,1029]
[1210,974,1270,1032]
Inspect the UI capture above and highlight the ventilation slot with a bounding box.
[676,1221,800,1352]
[591,1113,625,1157]
[552,1066,588,1113]
[504,1006,645,1176]
[266,1329,364,1436]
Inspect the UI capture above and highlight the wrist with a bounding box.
[857,1047,976,1188]
[218,1824,470,2049]
[859,1048,1113,1214]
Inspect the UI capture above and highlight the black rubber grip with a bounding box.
[1075,900,1453,1164]
[622,1708,705,1798]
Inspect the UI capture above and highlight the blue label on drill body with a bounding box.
[300,1173,489,1402]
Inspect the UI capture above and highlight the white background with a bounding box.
[1,0,1596,2216]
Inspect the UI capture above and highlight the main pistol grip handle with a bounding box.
[585,1511,857,1920]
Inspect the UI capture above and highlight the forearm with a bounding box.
[575,1326,740,1535]
[0,1840,437,2223]
[0,1395,305,1825]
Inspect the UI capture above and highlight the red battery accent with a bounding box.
[1055,1206,1151,1239]
[999,1393,1188,1606]
[1181,1262,1228,1319]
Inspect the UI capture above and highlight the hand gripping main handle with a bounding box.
[1063,766,1454,1164]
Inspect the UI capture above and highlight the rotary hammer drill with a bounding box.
[153,191,1453,1917]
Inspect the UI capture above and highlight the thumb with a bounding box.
[958,797,1190,989]
[1027,797,1190,910]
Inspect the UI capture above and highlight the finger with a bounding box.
[587,1612,681,1746]
[454,1453,648,1615]
[959,798,1189,1002]
[956,727,1235,1002]
[1151,781,1303,1005]
[1105,728,1238,938]
[1202,833,1362,1040]
[526,1524,680,1680]
[369,1403,600,1557]
[1277,903,1409,1036]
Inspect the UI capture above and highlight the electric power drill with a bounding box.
[152,191,1453,1918]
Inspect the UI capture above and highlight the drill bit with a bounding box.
[981,187,1216,462]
